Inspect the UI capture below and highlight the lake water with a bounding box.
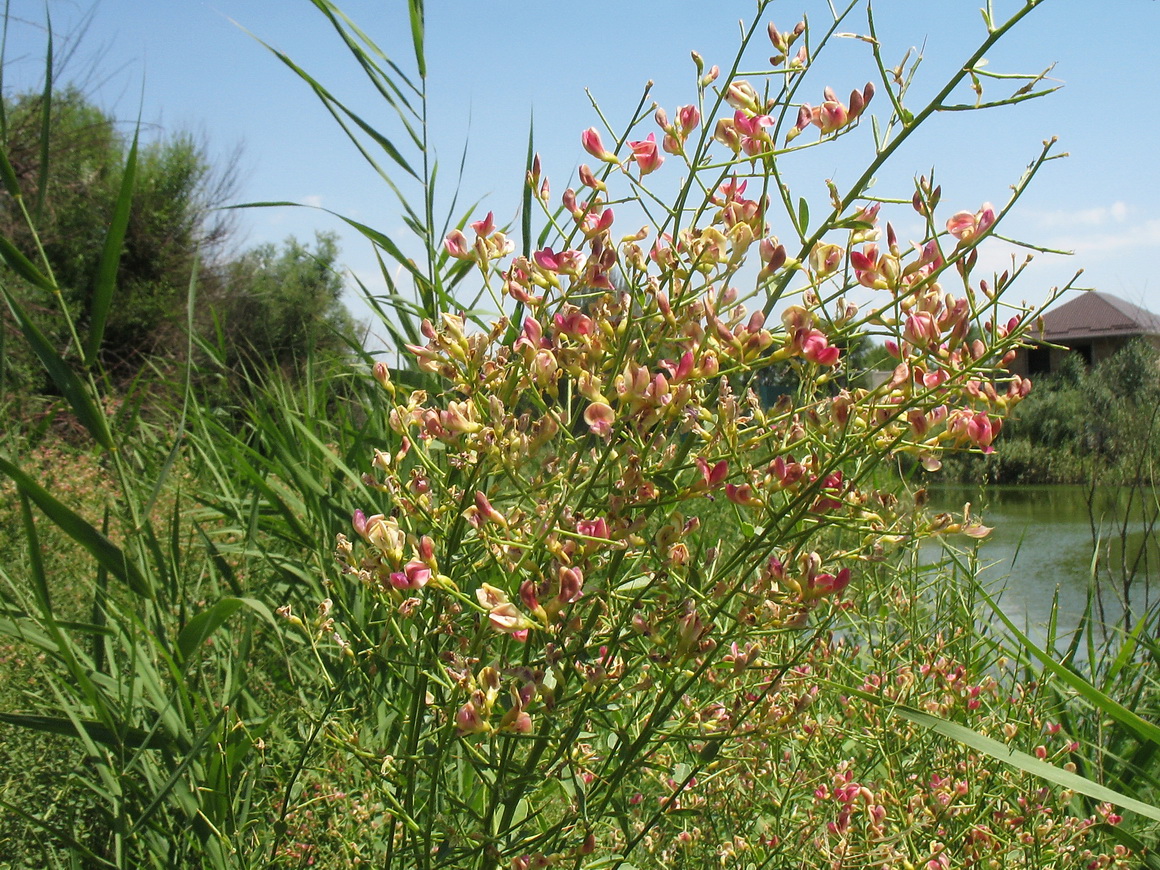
[924,485,1160,649]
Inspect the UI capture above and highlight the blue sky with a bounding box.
[7,0,1160,345]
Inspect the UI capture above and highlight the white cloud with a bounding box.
[301,194,324,208]
[973,238,1044,275]
[1047,219,1160,256]
[1029,201,1129,229]
[349,267,389,296]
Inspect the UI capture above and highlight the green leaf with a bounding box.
[0,144,21,201]
[0,285,113,448]
[613,576,653,594]
[0,233,55,291]
[407,0,425,79]
[0,713,171,750]
[176,597,275,664]
[33,7,51,222]
[650,472,677,493]
[894,705,1160,822]
[18,494,51,615]
[0,455,150,597]
[522,111,535,259]
[85,127,138,364]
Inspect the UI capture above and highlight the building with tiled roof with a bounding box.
[1015,292,1160,376]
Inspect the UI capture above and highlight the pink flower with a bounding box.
[809,243,843,278]
[758,238,787,280]
[470,211,495,236]
[474,491,508,526]
[850,244,888,289]
[725,482,762,508]
[576,517,609,541]
[444,229,472,259]
[733,109,773,138]
[801,330,840,366]
[488,603,532,635]
[695,457,729,489]
[577,163,605,191]
[389,559,431,591]
[351,509,369,539]
[678,104,700,134]
[579,206,615,238]
[556,566,584,603]
[966,411,1000,452]
[810,568,851,598]
[533,247,561,272]
[946,203,996,242]
[584,402,614,437]
[456,700,488,734]
[770,456,805,488]
[475,583,533,637]
[812,87,849,134]
[659,349,695,382]
[513,316,546,355]
[582,127,617,163]
[628,133,664,175]
[553,309,595,336]
[903,312,941,348]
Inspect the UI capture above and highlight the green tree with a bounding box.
[1,86,361,403]
[211,231,360,377]
[0,87,235,383]
[944,338,1160,484]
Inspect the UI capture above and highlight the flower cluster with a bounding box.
[296,5,1080,864]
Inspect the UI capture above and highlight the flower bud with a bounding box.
[581,127,617,163]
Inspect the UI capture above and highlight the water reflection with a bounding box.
[924,485,1159,649]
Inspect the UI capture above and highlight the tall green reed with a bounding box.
[0,22,285,867]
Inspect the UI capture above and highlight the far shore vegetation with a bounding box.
[940,338,1160,486]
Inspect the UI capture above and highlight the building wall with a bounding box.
[1011,334,1160,378]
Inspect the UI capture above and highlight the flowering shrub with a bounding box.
[617,570,1135,870]
[274,2,1121,866]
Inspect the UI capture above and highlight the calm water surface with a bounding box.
[925,485,1160,647]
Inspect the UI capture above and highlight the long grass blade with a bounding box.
[0,233,55,291]
[407,0,425,79]
[257,41,418,180]
[229,200,428,288]
[17,494,51,614]
[0,0,11,137]
[974,580,1160,747]
[0,455,149,596]
[85,126,138,365]
[0,285,114,448]
[33,6,51,223]
[894,705,1160,821]
[0,713,172,750]
[522,112,534,259]
[176,597,274,664]
[306,0,421,135]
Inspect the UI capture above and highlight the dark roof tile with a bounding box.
[1041,292,1160,341]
